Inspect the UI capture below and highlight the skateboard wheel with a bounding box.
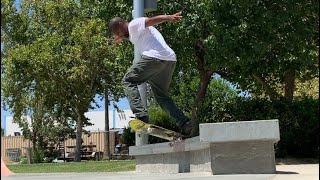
[147,127,154,133]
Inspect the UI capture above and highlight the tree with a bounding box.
[153,0,318,133]
[171,75,238,133]
[295,78,319,98]
[1,0,132,161]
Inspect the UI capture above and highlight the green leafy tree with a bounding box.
[171,76,238,133]
[1,0,132,161]
[295,78,319,98]
[154,0,318,131]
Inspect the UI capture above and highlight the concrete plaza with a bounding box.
[2,164,319,180]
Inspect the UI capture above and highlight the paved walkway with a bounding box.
[2,164,319,180]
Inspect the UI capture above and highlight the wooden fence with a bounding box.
[1,131,118,163]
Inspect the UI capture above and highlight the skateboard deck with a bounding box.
[129,119,184,141]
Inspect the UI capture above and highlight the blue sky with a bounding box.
[91,96,130,111]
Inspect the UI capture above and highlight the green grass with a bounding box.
[7,160,136,173]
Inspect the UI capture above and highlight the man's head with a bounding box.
[109,17,129,43]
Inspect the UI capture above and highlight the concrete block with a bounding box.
[135,152,190,173]
[135,132,149,146]
[131,120,280,174]
[129,136,209,156]
[210,141,276,174]
[200,120,280,143]
[190,148,212,173]
[130,136,208,173]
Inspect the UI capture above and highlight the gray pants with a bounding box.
[123,55,189,127]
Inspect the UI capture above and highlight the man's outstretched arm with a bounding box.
[145,12,182,27]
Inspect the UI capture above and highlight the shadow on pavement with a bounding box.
[276,158,319,165]
[276,171,299,174]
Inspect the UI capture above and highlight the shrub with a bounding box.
[148,105,180,143]
[197,79,238,124]
[202,96,319,158]
[32,148,45,163]
[121,105,180,145]
[121,127,135,146]
[19,156,28,164]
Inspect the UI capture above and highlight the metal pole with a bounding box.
[132,0,147,107]
[133,0,148,145]
[113,105,116,129]
[104,90,110,160]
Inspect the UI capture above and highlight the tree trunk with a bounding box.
[284,69,295,101]
[74,109,83,162]
[27,139,32,164]
[104,90,110,160]
[30,116,36,164]
[191,71,213,134]
[191,40,213,135]
[31,132,36,164]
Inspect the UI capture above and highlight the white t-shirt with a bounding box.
[128,17,176,61]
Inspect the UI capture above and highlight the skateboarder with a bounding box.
[109,12,192,136]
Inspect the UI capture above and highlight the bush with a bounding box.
[121,127,135,146]
[148,105,180,143]
[197,79,238,124]
[202,96,319,158]
[44,147,60,163]
[273,98,318,158]
[19,156,28,164]
[171,77,239,134]
[32,148,45,163]
[121,105,180,145]
[31,145,58,163]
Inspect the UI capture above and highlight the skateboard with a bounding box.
[129,119,184,142]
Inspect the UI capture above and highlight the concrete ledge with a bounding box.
[210,141,276,174]
[130,120,280,174]
[130,137,210,173]
[135,152,190,173]
[190,148,212,173]
[129,136,209,156]
[199,120,280,143]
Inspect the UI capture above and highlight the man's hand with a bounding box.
[145,11,183,27]
[167,12,182,22]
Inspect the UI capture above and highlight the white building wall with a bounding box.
[84,110,133,132]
